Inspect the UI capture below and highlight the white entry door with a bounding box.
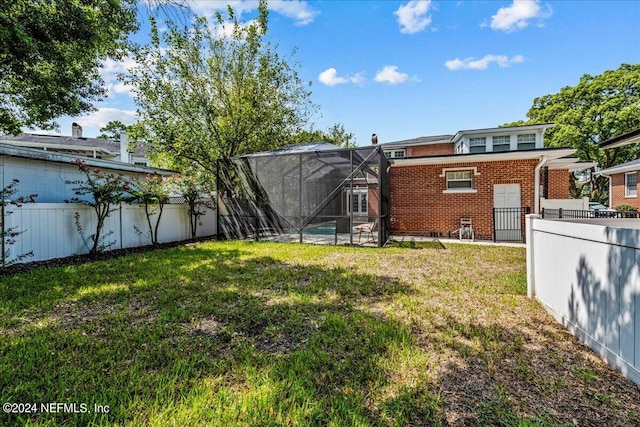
[494,184,521,241]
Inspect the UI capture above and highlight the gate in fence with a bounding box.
[493,206,531,242]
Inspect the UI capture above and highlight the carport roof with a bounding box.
[599,128,640,150]
[596,158,640,176]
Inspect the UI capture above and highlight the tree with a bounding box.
[125,1,317,176]
[66,159,132,254]
[506,63,640,199]
[325,123,357,148]
[97,120,128,140]
[0,0,139,135]
[291,123,357,148]
[130,173,171,246]
[171,174,213,240]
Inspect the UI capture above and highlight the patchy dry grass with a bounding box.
[1,240,638,426]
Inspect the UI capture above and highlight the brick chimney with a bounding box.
[71,122,83,138]
[371,133,378,145]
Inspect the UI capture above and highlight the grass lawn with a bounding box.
[1,240,639,426]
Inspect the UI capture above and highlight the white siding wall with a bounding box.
[456,130,544,154]
[3,203,217,263]
[1,156,149,203]
[526,216,640,385]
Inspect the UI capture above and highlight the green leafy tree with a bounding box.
[66,159,132,254]
[170,174,213,240]
[97,120,129,140]
[125,0,317,175]
[0,0,138,135]
[292,123,357,148]
[325,123,356,148]
[505,63,640,199]
[130,173,171,246]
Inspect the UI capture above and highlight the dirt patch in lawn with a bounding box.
[316,245,640,426]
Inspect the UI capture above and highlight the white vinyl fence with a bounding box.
[3,203,217,264]
[526,215,640,385]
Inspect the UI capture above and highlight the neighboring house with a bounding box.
[0,143,174,203]
[0,123,150,166]
[597,128,640,210]
[378,124,593,241]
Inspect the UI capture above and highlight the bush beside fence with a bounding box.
[2,203,217,264]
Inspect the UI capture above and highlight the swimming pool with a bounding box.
[302,224,336,235]
[285,223,337,235]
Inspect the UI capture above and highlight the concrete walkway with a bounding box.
[389,235,526,248]
[247,232,526,248]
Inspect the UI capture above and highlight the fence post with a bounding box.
[525,214,540,299]
[492,208,496,242]
[1,201,5,267]
[558,208,563,219]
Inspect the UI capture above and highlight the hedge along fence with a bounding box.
[1,202,217,264]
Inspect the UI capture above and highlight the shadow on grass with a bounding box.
[0,241,447,426]
[422,313,640,426]
[3,240,638,426]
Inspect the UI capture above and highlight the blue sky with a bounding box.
[42,0,640,146]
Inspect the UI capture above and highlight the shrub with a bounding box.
[66,159,132,254]
[1,179,34,267]
[129,173,171,246]
[615,205,638,212]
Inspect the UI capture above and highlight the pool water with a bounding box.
[302,224,336,235]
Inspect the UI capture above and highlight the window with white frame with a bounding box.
[446,171,473,190]
[625,172,637,197]
[469,137,486,153]
[385,149,405,159]
[492,135,511,152]
[517,134,536,150]
[346,188,368,214]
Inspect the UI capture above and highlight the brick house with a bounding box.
[597,128,640,210]
[379,124,589,241]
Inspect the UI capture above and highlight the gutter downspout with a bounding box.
[534,156,547,214]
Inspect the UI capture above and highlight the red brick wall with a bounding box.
[368,184,379,218]
[406,143,454,157]
[547,169,570,199]
[390,159,538,240]
[610,171,640,210]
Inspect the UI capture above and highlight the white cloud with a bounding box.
[270,0,319,26]
[444,54,525,70]
[100,57,138,98]
[318,68,366,87]
[489,0,552,32]
[190,0,318,26]
[349,72,366,85]
[375,65,418,85]
[319,68,348,86]
[394,0,433,34]
[77,108,138,129]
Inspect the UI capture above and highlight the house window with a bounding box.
[446,171,473,189]
[469,137,486,153]
[385,149,405,159]
[347,189,368,214]
[517,134,536,150]
[625,172,637,197]
[493,135,511,152]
